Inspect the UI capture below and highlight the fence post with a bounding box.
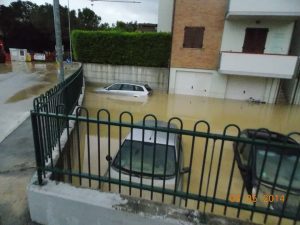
[31,112,43,185]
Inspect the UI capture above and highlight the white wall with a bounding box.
[28,180,192,225]
[219,52,299,78]
[169,68,279,103]
[83,63,169,91]
[169,68,227,98]
[157,0,174,32]
[221,20,295,54]
[228,0,300,17]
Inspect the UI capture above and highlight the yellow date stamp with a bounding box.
[229,194,285,203]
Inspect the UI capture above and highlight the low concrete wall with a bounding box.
[83,63,169,91]
[28,179,256,225]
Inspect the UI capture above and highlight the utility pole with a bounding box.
[67,0,72,63]
[53,0,64,82]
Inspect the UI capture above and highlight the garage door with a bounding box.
[225,76,267,101]
[175,71,212,96]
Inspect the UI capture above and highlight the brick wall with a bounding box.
[171,0,227,70]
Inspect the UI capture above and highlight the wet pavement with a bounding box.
[0,118,38,225]
[72,83,300,225]
[0,62,80,143]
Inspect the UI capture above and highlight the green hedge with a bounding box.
[71,30,171,67]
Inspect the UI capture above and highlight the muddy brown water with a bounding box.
[67,84,300,225]
[0,62,80,103]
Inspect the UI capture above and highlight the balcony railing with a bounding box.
[227,0,300,19]
[219,52,299,79]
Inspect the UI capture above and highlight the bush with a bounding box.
[71,30,171,67]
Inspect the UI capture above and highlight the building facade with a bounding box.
[159,0,300,104]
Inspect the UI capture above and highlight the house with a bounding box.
[158,0,300,104]
[137,23,157,32]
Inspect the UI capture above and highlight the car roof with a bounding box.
[109,82,148,87]
[125,120,178,146]
[242,129,298,144]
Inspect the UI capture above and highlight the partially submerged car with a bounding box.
[234,129,300,215]
[106,120,189,194]
[96,83,153,97]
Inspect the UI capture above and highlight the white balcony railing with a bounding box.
[227,0,300,19]
[219,52,299,79]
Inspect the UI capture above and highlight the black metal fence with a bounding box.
[31,68,300,225]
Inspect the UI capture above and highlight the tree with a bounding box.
[0,1,102,52]
[77,8,101,30]
[114,21,138,32]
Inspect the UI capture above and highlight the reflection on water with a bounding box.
[0,63,12,74]
[5,83,50,103]
[67,83,300,225]
[0,62,81,103]
[84,83,300,134]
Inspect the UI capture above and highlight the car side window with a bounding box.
[108,84,121,90]
[135,86,144,92]
[121,84,134,91]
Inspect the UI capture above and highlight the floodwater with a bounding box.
[69,83,300,225]
[1,62,80,103]
[0,61,81,143]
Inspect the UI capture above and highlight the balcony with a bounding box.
[219,52,299,79]
[227,0,300,19]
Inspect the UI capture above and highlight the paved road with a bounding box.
[0,118,38,225]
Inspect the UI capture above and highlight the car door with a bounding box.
[120,84,135,95]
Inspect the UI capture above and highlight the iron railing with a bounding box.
[31,67,300,224]
[31,66,83,184]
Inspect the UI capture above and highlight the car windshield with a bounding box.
[256,149,300,190]
[112,140,176,178]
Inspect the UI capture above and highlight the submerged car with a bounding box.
[234,129,300,215]
[95,83,153,97]
[106,120,189,192]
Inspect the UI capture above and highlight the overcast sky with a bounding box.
[3,0,159,25]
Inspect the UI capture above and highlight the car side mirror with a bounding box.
[180,167,190,174]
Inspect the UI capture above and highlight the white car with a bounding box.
[107,120,189,192]
[96,83,153,97]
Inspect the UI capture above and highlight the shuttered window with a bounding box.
[183,26,205,48]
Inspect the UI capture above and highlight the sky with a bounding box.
[2,0,159,25]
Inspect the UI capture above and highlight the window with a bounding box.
[243,28,268,54]
[183,26,205,48]
[112,140,176,177]
[121,84,134,91]
[134,86,144,92]
[108,84,122,90]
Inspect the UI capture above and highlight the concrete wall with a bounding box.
[221,20,295,54]
[169,67,279,103]
[157,0,174,32]
[283,19,300,105]
[28,178,257,225]
[83,63,169,91]
[219,52,299,78]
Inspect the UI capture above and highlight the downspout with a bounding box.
[291,76,300,105]
[167,0,176,94]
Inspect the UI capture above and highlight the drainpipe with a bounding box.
[53,0,65,82]
[168,0,176,94]
[292,77,300,105]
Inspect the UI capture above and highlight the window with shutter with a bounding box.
[183,26,205,48]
